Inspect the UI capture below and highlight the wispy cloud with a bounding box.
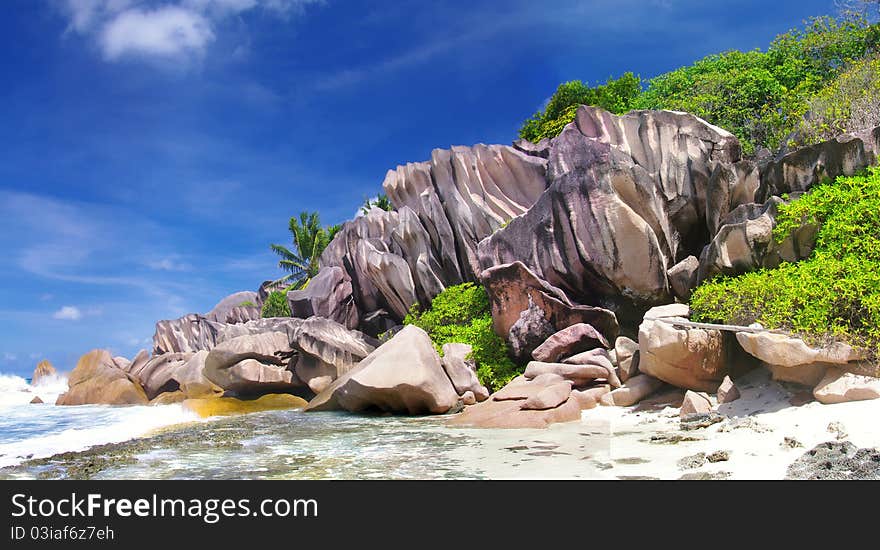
[147,256,192,272]
[52,306,83,321]
[56,0,324,63]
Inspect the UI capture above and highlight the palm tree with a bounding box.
[270,211,342,290]
[360,193,393,215]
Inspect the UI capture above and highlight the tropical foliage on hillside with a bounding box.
[691,167,880,355]
[519,16,880,154]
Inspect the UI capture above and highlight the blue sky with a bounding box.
[0,0,837,376]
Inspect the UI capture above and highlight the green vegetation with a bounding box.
[519,16,880,154]
[360,193,393,215]
[237,300,258,308]
[271,211,341,290]
[519,73,642,143]
[261,290,292,319]
[404,283,520,391]
[798,54,880,144]
[691,167,880,354]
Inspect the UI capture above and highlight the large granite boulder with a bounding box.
[305,325,459,414]
[697,198,784,282]
[478,107,743,319]
[479,261,619,350]
[813,369,880,404]
[153,314,225,355]
[204,291,261,324]
[287,266,358,329]
[57,350,149,406]
[531,323,608,363]
[638,306,727,392]
[760,126,880,200]
[289,316,377,394]
[440,343,489,401]
[448,374,582,429]
[312,143,550,332]
[204,332,300,395]
[127,350,193,399]
[31,360,57,385]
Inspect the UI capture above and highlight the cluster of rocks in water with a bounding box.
[49,106,880,430]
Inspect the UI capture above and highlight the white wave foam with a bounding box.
[0,372,68,407]
[0,402,202,469]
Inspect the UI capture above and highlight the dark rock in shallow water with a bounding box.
[786,441,880,480]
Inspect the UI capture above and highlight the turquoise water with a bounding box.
[0,371,624,479]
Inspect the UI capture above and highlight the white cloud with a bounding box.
[53,306,83,321]
[2,353,17,362]
[100,7,215,61]
[57,0,324,62]
[147,257,192,272]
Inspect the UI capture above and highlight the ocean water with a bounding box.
[0,373,200,469]
[0,371,634,479]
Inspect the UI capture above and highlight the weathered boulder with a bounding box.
[205,291,261,324]
[680,390,713,417]
[813,369,880,405]
[599,374,664,407]
[31,360,57,385]
[524,361,617,386]
[448,395,582,429]
[171,350,221,397]
[735,331,865,368]
[521,382,573,411]
[29,396,43,404]
[479,107,742,318]
[479,261,619,349]
[667,256,699,300]
[532,323,609,363]
[638,309,727,392]
[57,350,149,406]
[761,126,880,200]
[204,332,299,395]
[507,296,556,361]
[716,376,740,404]
[305,325,459,415]
[614,337,640,382]
[440,343,488,401]
[153,314,225,355]
[561,348,621,387]
[571,384,611,410]
[698,198,783,282]
[127,351,193,400]
[383,143,550,284]
[287,266,358,329]
[448,371,581,429]
[289,316,377,394]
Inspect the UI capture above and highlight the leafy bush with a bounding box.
[797,54,880,144]
[519,73,642,143]
[691,167,880,354]
[404,283,520,391]
[238,300,258,308]
[261,290,291,318]
[520,16,880,153]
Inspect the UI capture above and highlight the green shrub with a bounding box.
[261,290,291,318]
[519,73,642,143]
[691,167,880,354]
[238,300,258,308]
[520,16,880,153]
[797,54,880,144]
[404,283,520,391]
